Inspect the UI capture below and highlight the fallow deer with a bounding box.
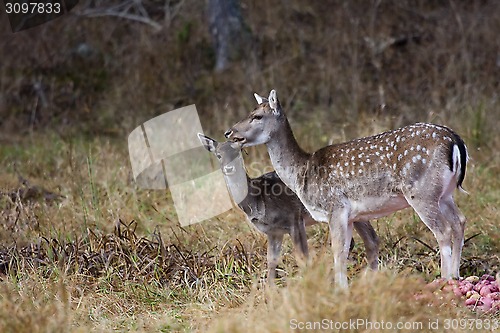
[198,134,380,286]
[225,90,468,288]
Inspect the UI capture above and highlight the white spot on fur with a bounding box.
[416,145,421,151]
[398,154,403,161]
[432,132,437,138]
[358,169,363,174]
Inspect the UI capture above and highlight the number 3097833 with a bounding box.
[5,2,61,14]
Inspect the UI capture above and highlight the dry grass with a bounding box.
[207,260,476,333]
[0,0,499,332]
[0,123,498,332]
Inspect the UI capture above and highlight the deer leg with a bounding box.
[439,196,466,278]
[405,196,453,278]
[266,233,284,286]
[291,215,309,264]
[353,221,379,270]
[329,208,353,289]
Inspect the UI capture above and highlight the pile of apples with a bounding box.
[428,274,500,313]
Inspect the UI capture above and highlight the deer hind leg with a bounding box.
[405,195,453,278]
[353,221,380,271]
[439,196,466,278]
[329,208,353,289]
[266,233,284,286]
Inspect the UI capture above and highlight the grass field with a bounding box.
[0,117,498,332]
[1,1,499,332]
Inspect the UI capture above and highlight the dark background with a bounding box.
[0,0,498,148]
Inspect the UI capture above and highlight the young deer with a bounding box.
[197,134,380,285]
[225,90,468,288]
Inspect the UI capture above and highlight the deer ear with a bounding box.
[268,90,281,115]
[253,93,267,104]
[197,133,218,152]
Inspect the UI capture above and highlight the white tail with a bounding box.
[225,90,468,288]
[198,133,380,285]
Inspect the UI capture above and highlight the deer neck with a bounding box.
[266,118,310,192]
[222,159,254,207]
[224,167,261,217]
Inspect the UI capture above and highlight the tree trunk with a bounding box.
[207,0,251,71]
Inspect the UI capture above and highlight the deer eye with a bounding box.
[216,154,222,159]
[252,114,263,121]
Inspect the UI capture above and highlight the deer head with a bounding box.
[197,133,248,203]
[225,90,284,146]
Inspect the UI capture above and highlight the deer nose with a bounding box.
[224,129,233,138]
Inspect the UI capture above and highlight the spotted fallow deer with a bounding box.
[225,90,468,288]
[197,134,380,286]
